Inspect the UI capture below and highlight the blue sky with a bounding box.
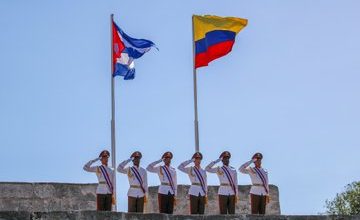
[1,0,359,215]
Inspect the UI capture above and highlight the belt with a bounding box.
[253,184,264,187]
[191,183,201,186]
[99,181,106,184]
[220,183,230,186]
[130,185,141,189]
[161,182,170,186]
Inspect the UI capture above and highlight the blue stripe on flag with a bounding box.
[195,30,236,54]
[114,63,135,80]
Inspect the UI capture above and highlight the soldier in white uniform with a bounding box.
[239,152,269,214]
[117,151,148,213]
[146,151,177,214]
[83,150,114,211]
[206,151,238,214]
[178,152,207,214]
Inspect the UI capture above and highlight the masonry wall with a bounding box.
[0,211,359,220]
[1,182,358,220]
[0,182,97,212]
[0,182,279,215]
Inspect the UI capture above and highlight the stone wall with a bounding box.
[146,184,280,215]
[0,182,279,215]
[0,182,358,220]
[0,211,359,220]
[0,182,97,212]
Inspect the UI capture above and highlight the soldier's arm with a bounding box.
[265,169,270,193]
[239,159,256,174]
[146,159,163,173]
[234,170,239,195]
[204,172,208,194]
[143,170,148,193]
[117,158,132,174]
[177,159,192,173]
[83,158,100,172]
[173,170,178,197]
[205,158,221,173]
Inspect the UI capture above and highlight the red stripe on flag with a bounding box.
[112,22,125,72]
[195,40,235,69]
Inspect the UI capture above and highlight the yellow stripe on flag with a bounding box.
[193,15,248,42]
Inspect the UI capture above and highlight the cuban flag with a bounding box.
[112,21,156,80]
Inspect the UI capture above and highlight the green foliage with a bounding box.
[326,181,360,215]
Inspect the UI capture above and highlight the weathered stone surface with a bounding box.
[145,184,280,215]
[0,182,97,212]
[0,211,359,220]
[0,182,34,199]
[0,182,280,215]
[0,211,30,220]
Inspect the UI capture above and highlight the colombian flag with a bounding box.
[193,15,248,69]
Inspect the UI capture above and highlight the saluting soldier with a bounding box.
[83,150,114,211]
[146,151,177,214]
[205,151,238,214]
[239,152,269,215]
[178,152,207,214]
[117,151,148,213]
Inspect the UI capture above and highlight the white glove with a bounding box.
[90,157,100,163]
[158,159,164,163]
[191,158,195,162]
[252,158,257,163]
[215,158,222,163]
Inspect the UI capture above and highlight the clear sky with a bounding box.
[1,0,359,215]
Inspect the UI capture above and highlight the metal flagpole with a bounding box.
[192,15,200,152]
[110,13,117,211]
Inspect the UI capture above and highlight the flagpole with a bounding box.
[192,15,200,152]
[110,13,117,211]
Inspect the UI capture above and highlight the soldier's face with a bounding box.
[163,157,171,165]
[101,156,109,165]
[194,158,201,166]
[133,157,140,166]
[254,158,262,167]
[222,157,230,166]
